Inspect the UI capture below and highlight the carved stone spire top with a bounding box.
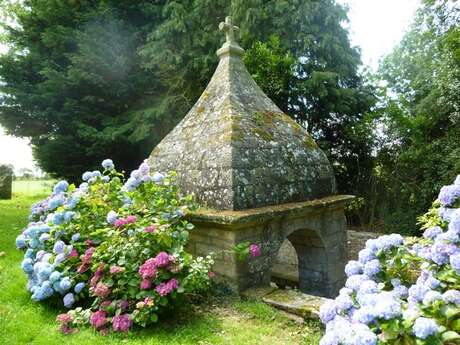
[217,16,244,58]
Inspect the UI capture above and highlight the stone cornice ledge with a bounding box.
[187,195,355,229]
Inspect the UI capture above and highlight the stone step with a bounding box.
[242,286,331,320]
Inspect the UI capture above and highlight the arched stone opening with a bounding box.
[271,239,299,288]
[270,228,332,297]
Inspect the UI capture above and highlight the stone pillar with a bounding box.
[0,164,13,200]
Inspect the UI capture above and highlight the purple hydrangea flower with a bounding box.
[106,210,118,225]
[63,292,75,308]
[423,226,443,240]
[438,185,460,207]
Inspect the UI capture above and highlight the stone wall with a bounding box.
[0,164,13,200]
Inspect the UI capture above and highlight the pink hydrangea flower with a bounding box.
[109,266,124,274]
[56,313,72,324]
[90,265,105,287]
[82,247,95,264]
[144,225,156,233]
[140,279,152,290]
[156,278,179,296]
[208,271,216,278]
[126,215,137,223]
[154,251,172,268]
[139,258,157,279]
[112,314,132,332]
[100,300,112,308]
[93,283,111,298]
[249,244,261,257]
[77,263,89,273]
[68,248,78,258]
[90,310,107,329]
[114,218,127,228]
[85,239,94,247]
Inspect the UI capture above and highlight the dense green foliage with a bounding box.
[371,0,460,234]
[0,0,374,197]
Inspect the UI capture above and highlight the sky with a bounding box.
[0,0,421,174]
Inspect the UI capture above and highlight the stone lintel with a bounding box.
[187,195,355,229]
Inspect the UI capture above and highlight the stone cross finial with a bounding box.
[219,16,239,44]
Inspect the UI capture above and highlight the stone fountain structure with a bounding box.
[148,17,353,298]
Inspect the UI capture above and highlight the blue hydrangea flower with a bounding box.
[413,317,439,339]
[25,249,35,259]
[102,176,110,182]
[74,282,85,293]
[79,182,89,192]
[449,209,460,234]
[49,271,61,283]
[71,233,81,242]
[438,184,460,207]
[59,277,72,291]
[439,207,455,222]
[392,285,408,298]
[373,292,402,320]
[52,212,64,225]
[82,171,92,181]
[358,280,378,295]
[358,248,375,264]
[63,292,75,308]
[101,159,114,170]
[37,263,52,281]
[16,235,27,249]
[319,331,339,345]
[443,290,460,305]
[53,180,69,194]
[106,210,118,225]
[39,233,50,243]
[319,300,337,324]
[21,258,34,273]
[436,230,459,243]
[423,290,442,305]
[54,253,66,265]
[346,274,369,291]
[352,306,375,324]
[408,284,430,303]
[152,172,164,183]
[48,195,64,210]
[352,324,377,345]
[139,161,150,175]
[64,211,76,222]
[53,240,65,254]
[363,259,381,277]
[335,293,353,312]
[450,252,460,274]
[423,226,443,240]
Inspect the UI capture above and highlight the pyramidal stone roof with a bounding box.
[148,17,336,210]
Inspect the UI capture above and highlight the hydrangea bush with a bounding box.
[320,175,460,345]
[16,159,214,333]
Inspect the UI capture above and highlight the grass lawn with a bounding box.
[0,181,323,345]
